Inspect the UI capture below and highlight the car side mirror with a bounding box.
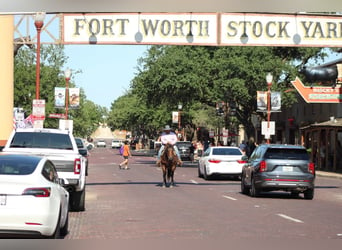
[197,150,203,157]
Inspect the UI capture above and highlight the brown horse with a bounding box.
[160,143,179,188]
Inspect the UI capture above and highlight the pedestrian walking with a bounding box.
[119,141,131,170]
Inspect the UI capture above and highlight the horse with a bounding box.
[13,36,34,56]
[160,143,179,188]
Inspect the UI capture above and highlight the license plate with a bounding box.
[0,194,6,206]
[282,166,293,172]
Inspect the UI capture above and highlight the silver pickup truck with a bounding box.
[2,128,87,211]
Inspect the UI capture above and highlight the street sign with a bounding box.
[291,77,342,103]
[261,121,275,135]
[32,99,45,120]
[49,113,66,119]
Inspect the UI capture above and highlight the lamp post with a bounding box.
[64,68,71,120]
[178,103,183,140]
[34,12,45,100]
[266,72,273,144]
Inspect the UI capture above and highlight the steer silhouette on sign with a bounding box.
[299,57,342,88]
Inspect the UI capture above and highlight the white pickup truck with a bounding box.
[2,128,87,211]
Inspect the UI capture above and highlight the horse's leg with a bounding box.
[170,165,176,188]
[162,165,167,188]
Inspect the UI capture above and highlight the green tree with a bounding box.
[129,45,328,140]
[14,44,102,137]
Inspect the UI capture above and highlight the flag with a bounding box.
[55,87,65,108]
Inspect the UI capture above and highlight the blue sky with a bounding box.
[64,44,149,109]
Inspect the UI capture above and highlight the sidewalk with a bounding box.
[316,170,342,180]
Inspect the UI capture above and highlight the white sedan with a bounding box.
[198,146,247,180]
[0,154,69,238]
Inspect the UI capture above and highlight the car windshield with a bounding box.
[212,148,242,156]
[10,132,73,150]
[264,148,309,160]
[0,157,38,175]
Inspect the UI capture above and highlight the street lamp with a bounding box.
[34,12,45,100]
[266,72,273,144]
[64,68,72,120]
[178,103,183,140]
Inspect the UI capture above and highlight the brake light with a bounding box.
[237,160,247,164]
[308,162,315,175]
[208,159,221,163]
[74,158,81,174]
[23,187,51,197]
[260,161,267,172]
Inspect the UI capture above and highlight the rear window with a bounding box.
[10,132,73,150]
[75,138,84,148]
[264,148,309,160]
[0,158,38,175]
[212,148,242,156]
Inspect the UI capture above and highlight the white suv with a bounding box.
[111,139,123,148]
[96,140,106,147]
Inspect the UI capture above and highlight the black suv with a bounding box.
[176,141,193,161]
[241,144,315,199]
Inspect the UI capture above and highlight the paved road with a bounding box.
[65,147,342,240]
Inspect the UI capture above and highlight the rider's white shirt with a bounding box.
[160,132,177,145]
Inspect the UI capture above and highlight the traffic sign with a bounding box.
[291,77,342,103]
[32,99,45,120]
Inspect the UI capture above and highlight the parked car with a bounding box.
[241,144,315,199]
[176,141,193,161]
[75,137,89,176]
[96,140,106,148]
[0,154,69,238]
[198,146,247,180]
[111,139,123,149]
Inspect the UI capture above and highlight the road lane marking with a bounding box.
[277,213,304,223]
[190,180,198,184]
[222,195,237,201]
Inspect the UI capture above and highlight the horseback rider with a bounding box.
[156,125,182,166]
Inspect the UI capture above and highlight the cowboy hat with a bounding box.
[163,125,171,131]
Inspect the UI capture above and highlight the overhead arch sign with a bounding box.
[63,13,342,47]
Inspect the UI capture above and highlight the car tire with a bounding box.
[70,189,86,211]
[60,210,69,236]
[198,164,203,178]
[250,176,260,197]
[241,172,249,195]
[304,188,314,200]
[203,166,210,180]
[47,212,61,239]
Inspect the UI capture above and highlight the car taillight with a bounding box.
[237,160,247,164]
[208,159,221,163]
[308,162,315,175]
[259,160,267,172]
[22,187,51,197]
[74,158,81,174]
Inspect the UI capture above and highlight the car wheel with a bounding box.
[241,172,249,195]
[250,176,260,197]
[304,188,314,200]
[203,166,210,180]
[198,164,203,178]
[60,210,69,236]
[47,212,61,239]
[70,189,86,211]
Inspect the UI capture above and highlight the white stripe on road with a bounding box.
[277,213,304,223]
[190,180,198,184]
[222,195,237,201]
